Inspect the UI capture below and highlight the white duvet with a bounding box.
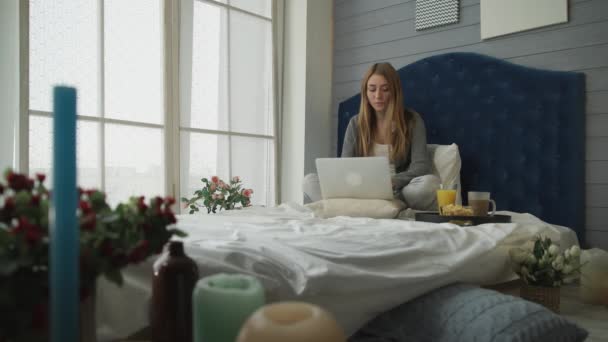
[97,203,578,339]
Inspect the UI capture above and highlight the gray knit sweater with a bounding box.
[341,111,432,189]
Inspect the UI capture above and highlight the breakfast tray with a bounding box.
[415,212,512,226]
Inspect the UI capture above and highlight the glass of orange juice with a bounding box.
[436,189,457,215]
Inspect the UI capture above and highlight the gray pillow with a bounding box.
[350,283,588,342]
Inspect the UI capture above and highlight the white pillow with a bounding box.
[427,143,463,204]
[305,198,406,219]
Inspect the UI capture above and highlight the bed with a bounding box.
[338,52,586,243]
[96,53,587,340]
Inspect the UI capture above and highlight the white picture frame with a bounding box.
[481,0,568,40]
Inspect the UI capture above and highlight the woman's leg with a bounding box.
[400,175,441,211]
[302,173,322,203]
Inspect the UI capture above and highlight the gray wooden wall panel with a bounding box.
[586,230,608,248]
[335,4,479,52]
[587,184,608,207]
[587,137,608,161]
[335,0,405,21]
[587,208,608,230]
[588,115,608,136]
[587,162,608,183]
[588,91,608,114]
[333,0,608,248]
[586,67,608,91]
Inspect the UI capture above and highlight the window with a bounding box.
[179,0,275,207]
[25,0,276,208]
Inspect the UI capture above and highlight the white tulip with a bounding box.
[555,255,564,264]
[552,260,564,271]
[569,245,581,257]
[527,254,537,265]
[548,244,559,256]
[565,250,571,259]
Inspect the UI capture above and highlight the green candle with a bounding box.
[193,273,265,342]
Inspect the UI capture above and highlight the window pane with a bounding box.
[29,0,100,116]
[230,0,271,18]
[105,124,164,206]
[182,2,228,131]
[29,116,52,183]
[230,11,273,135]
[77,121,101,190]
[104,0,163,124]
[29,116,101,190]
[180,132,229,206]
[231,136,275,206]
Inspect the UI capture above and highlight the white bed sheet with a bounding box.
[96,203,578,340]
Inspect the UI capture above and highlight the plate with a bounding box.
[415,212,511,226]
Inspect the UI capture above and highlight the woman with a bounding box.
[303,62,439,210]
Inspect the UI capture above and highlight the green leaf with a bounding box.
[0,259,19,276]
[170,229,188,238]
[533,239,544,259]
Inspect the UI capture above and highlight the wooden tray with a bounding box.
[415,212,511,226]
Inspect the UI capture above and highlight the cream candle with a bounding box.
[237,302,346,342]
[580,248,608,305]
[192,273,265,342]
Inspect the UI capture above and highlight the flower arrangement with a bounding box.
[0,169,185,341]
[181,176,253,214]
[509,235,582,287]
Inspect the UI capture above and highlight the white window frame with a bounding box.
[19,0,282,209]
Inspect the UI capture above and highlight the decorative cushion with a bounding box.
[305,199,405,219]
[428,143,462,204]
[350,283,588,342]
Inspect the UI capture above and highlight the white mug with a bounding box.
[468,191,496,216]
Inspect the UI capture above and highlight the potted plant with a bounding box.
[509,235,582,312]
[0,169,186,341]
[181,176,253,214]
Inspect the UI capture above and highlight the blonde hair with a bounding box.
[356,62,413,162]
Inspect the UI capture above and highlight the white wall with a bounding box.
[304,0,333,175]
[0,0,20,171]
[280,0,333,203]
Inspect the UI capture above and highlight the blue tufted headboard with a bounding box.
[337,52,586,242]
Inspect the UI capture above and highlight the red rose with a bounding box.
[7,172,30,191]
[164,210,177,224]
[101,240,114,257]
[4,197,15,212]
[31,194,41,206]
[35,173,46,183]
[242,189,253,198]
[79,200,92,214]
[165,196,176,206]
[80,213,96,231]
[137,197,148,212]
[211,176,220,184]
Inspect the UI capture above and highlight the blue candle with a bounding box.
[51,86,79,342]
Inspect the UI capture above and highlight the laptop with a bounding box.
[315,157,394,200]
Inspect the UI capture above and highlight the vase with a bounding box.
[151,241,199,342]
[80,284,97,342]
[520,283,561,313]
